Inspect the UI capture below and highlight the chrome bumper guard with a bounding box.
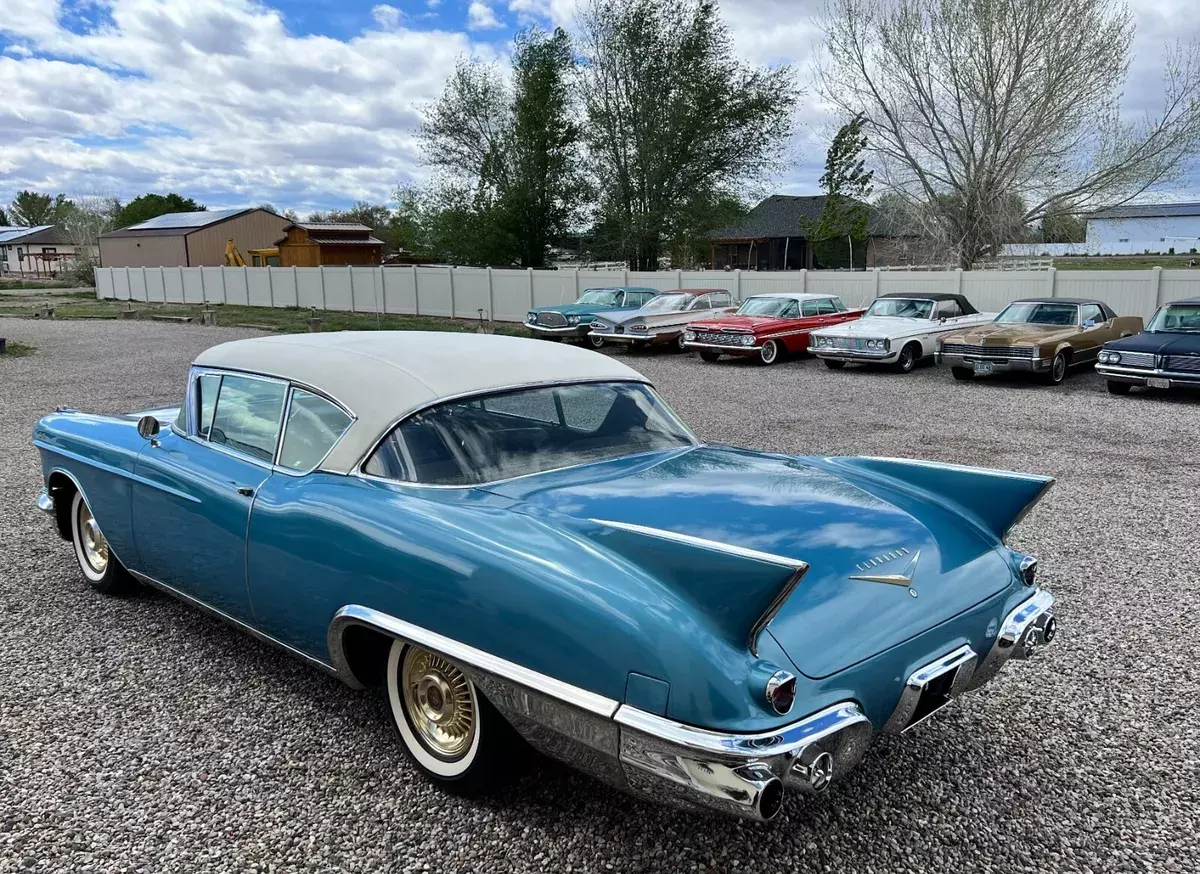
[614,701,872,821]
[937,353,1046,372]
[683,341,761,352]
[525,323,588,337]
[37,489,55,515]
[968,588,1056,689]
[1096,363,1200,385]
[813,348,896,362]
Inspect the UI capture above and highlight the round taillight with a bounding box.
[765,670,797,714]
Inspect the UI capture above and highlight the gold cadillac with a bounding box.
[936,297,1143,385]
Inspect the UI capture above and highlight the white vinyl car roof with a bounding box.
[194,331,646,473]
[746,292,840,303]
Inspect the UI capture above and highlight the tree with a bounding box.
[420,27,586,267]
[59,193,121,286]
[115,193,205,229]
[803,114,874,268]
[9,191,74,226]
[816,0,1200,267]
[579,0,799,270]
[1042,213,1086,244]
[0,206,7,225]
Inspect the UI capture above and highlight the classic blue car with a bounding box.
[525,286,659,346]
[34,332,1058,820]
[1096,296,1200,395]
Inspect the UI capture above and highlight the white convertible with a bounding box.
[809,293,996,373]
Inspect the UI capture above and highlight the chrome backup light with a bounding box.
[765,670,797,714]
[1018,555,1038,586]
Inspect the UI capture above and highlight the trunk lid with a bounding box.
[488,446,1013,678]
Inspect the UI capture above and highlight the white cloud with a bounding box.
[467,1,503,31]
[371,4,403,30]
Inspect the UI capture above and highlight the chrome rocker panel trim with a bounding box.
[1096,363,1200,385]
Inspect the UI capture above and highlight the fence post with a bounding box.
[872,268,881,301]
[449,266,456,319]
[180,266,185,303]
[955,267,963,295]
[799,269,807,294]
[412,265,420,315]
[623,267,629,286]
[243,266,249,305]
[319,265,327,310]
[219,264,227,304]
[293,266,299,308]
[1046,266,1057,298]
[267,264,274,308]
[527,267,535,309]
[124,266,132,301]
[1151,265,1164,309]
[159,266,166,303]
[676,268,683,289]
[735,269,741,301]
[487,267,494,320]
[574,268,580,299]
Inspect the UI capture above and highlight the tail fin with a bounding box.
[827,457,1054,543]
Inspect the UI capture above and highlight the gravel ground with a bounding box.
[2,318,1198,874]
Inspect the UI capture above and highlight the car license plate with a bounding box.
[1148,377,1170,389]
[972,361,994,375]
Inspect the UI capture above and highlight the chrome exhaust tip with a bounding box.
[791,748,835,793]
[757,777,784,820]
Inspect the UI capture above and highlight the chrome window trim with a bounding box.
[351,377,694,485]
[274,386,358,478]
[199,369,290,468]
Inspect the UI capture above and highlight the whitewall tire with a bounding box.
[69,490,133,595]
[385,639,523,793]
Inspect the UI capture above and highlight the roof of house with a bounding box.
[292,222,374,233]
[192,332,645,474]
[276,222,384,247]
[709,195,886,241]
[101,208,268,238]
[1087,202,1200,220]
[306,236,385,246]
[0,225,55,244]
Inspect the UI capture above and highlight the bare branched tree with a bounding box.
[816,0,1200,267]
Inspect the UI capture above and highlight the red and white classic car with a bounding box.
[682,293,866,365]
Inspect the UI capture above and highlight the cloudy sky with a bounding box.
[0,0,1196,216]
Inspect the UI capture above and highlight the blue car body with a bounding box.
[525,287,659,341]
[33,331,1058,820]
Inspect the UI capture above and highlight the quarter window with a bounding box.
[801,300,820,317]
[935,300,963,318]
[208,375,287,463]
[198,373,221,438]
[278,390,353,472]
[1081,304,1106,324]
[815,298,838,315]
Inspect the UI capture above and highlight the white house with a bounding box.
[0,225,87,276]
[1086,202,1200,250]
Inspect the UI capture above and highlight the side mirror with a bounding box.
[137,415,161,441]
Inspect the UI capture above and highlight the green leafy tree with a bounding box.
[580,0,799,270]
[115,193,205,228]
[803,114,874,268]
[420,27,586,267]
[0,206,8,225]
[9,191,74,226]
[1042,212,1086,244]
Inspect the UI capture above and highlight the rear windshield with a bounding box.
[363,382,696,486]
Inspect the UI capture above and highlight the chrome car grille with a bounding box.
[537,312,567,327]
[1112,351,1158,369]
[694,331,749,345]
[1165,354,1200,373]
[826,337,884,350]
[941,343,1035,358]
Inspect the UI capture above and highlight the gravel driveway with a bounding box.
[2,318,1197,874]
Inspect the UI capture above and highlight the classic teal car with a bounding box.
[34,332,1058,821]
[525,286,659,346]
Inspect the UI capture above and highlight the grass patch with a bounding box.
[0,279,78,290]
[0,340,35,357]
[1054,256,1200,270]
[0,298,528,336]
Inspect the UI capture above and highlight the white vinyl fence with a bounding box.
[94,264,1198,322]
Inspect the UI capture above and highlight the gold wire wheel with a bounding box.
[77,500,110,574]
[401,648,476,760]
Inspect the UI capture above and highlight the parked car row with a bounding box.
[528,287,1198,396]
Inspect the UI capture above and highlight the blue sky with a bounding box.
[0,0,1196,218]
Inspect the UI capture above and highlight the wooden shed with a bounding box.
[99,208,291,268]
[275,223,385,267]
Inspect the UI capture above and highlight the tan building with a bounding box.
[99,208,291,268]
[275,222,385,267]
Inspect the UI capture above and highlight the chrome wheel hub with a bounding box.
[401,648,476,759]
[78,502,109,573]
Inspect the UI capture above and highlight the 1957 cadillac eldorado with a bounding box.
[809,293,994,373]
[33,332,1058,821]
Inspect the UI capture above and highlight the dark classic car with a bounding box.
[34,332,1058,821]
[524,286,659,347]
[1096,297,1200,395]
[937,298,1143,384]
[681,293,865,365]
[588,289,738,351]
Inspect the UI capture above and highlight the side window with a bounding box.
[780,300,800,317]
[710,292,731,308]
[831,297,848,312]
[936,300,963,318]
[815,298,838,315]
[363,431,410,480]
[278,389,353,472]
[801,300,820,317]
[691,295,711,310]
[198,373,221,438]
[1082,304,1106,324]
[208,375,287,463]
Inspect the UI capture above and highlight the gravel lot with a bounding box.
[2,318,1198,874]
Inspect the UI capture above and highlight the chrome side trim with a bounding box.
[130,569,341,678]
[36,444,201,504]
[327,604,621,718]
[588,519,807,570]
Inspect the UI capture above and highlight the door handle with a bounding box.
[235,485,255,497]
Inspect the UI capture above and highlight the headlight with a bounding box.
[816,336,829,348]
[526,312,537,323]
[866,339,879,350]
[631,324,648,332]
[683,331,696,341]
[566,315,580,325]
[741,335,755,346]
[1101,351,1120,364]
